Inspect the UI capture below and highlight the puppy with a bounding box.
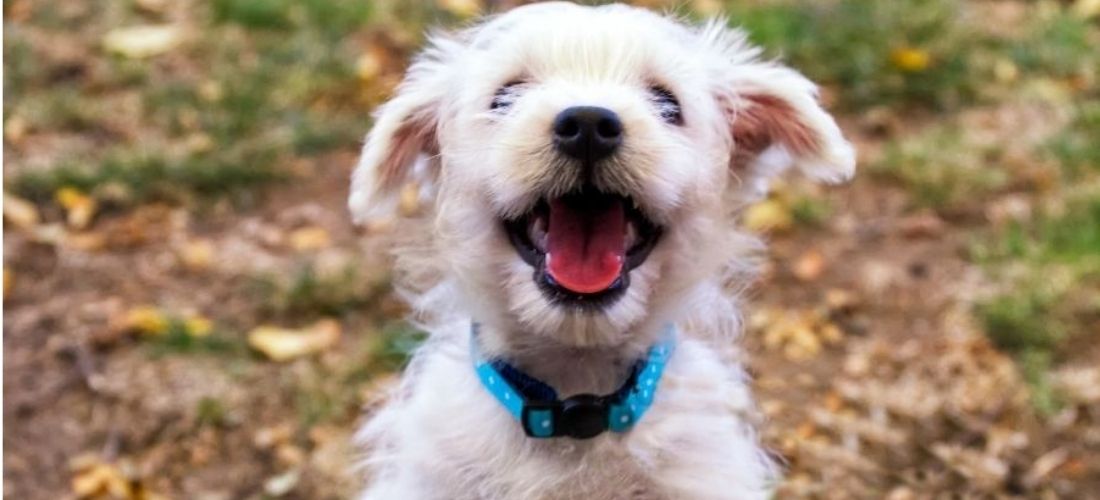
[349,3,854,499]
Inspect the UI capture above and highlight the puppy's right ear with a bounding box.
[349,38,459,224]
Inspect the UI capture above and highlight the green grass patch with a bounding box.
[12,149,285,205]
[146,320,249,357]
[975,196,1100,413]
[872,124,1009,210]
[726,0,984,111]
[1048,100,1100,179]
[254,262,391,319]
[790,195,833,227]
[1006,8,1098,81]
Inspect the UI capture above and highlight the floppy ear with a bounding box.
[348,37,459,224]
[704,24,854,189]
[720,63,855,188]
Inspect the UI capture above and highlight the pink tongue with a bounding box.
[546,198,626,294]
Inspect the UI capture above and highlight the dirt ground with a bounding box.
[4,0,1099,499]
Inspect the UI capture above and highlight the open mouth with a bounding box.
[503,190,662,308]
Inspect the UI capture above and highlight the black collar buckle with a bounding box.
[522,394,610,439]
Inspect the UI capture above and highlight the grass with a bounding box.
[254,262,391,319]
[1048,100,1100,179]
[146,320,249,357]
[975,195,1100,413]
[12,149,285,204]
[872,124,1009,211]
[1005,8,1098,81]
[726,0,983,111]
[5,0,374,206]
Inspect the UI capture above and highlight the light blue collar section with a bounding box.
[470,324,677,439]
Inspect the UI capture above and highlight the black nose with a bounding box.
[552,106,622,163]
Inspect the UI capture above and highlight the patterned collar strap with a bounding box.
[470,323,677,440]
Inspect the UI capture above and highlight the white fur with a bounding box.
[349,3,854,499]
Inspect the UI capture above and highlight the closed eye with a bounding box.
[491,81,526,112]
[649,85,683,125]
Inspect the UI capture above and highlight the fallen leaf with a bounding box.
[753,307,845,361]
[253,423,295,450]
[55,187,98,229]
[70,456,130,499]
[103,25,182,59]
[248,319,341,362]
[4,116,29,145]
[177,239,215,271]
[437,0,480,18]
[3,193,40,230]
[66,232,108,251]
[184,315,213,338]
[743,199,793,233]
[791,249,826,281]
[824,288,860,312]
[30,223,68,246]
[121,306,170,336]
[263,469,301,497]
[890,47,931,73]
[288,226,331,252]
[355,45,390,83]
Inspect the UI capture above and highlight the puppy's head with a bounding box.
[350,3,854,347]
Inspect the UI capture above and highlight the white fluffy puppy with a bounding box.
[350,3,854,499]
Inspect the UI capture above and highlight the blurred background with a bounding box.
[3,0,1098,498]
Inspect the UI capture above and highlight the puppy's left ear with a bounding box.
[717,60,855,186]
[349,37,459,224]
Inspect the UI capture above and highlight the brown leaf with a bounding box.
[791,249,826,281]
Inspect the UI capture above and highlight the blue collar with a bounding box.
[470,323,676,439]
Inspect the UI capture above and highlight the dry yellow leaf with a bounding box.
[248,319,341,362]
[288,226,331,252]
[185,315,214,338]
[743,199,793,233]
[55,187,98,229]
[70,459,130,499]
[3,193,40,230]
[438,0,481,18]
[103,25,182,58]
[754,307,845,361]
[177,239,215,271]
[890,47,931,73]
[123,306,170,336]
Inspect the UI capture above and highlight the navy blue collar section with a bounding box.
[470,323,677,439]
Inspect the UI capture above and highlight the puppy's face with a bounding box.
[351,3,854,347]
